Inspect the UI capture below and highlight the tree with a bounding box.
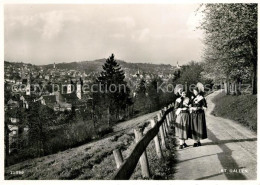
[135,79,147,112]
[175,61,203,86]
[147,77,163,111]
[199,4,257,94]
[95,54,132,125]
[4,111,11,166]
[27,102,55,156]
[4,82,12,104]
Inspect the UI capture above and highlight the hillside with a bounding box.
[212,92,257,132]
[5,59,176,77]
[41,59,176,74]
[5,111,177,180]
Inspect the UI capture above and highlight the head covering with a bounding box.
[174,84,184,95]
[193,82,205,96]
[196,82,205,93]
[193,87,199,93]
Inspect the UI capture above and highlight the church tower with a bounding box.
[26,83,30,95]
[177,61,181,69]
[25,75,30,95]
[53,62,56,69]
[67,78,74,94]
[67,84,72,94]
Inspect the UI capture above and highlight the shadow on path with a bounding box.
[206,129,247,180]
[195,173,223,180]
[202,138,257,146]
[178,153,217,164]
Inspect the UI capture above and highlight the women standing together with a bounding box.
[174,86,208,149]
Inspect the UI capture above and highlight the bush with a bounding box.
[44,120,95,154]
[6,147,39,166]
[6,120,114,166]
[96,124,113,138]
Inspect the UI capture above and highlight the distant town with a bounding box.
[4,59,180,155]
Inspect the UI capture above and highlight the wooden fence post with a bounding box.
[161,110,169,135]
[160,110,167,137]
[168,105,172,122]
[113,149,124,169]
[157,113,166,149]
[164,107,169,123]
[150,119,163,159]
[170,105,174,123]
[169,107,172,123]
[165,123,169,135]
[134,128,150,178]
[171,103,175,123]
[164,107,170,127]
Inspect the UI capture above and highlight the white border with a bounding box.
[0,1,259,185]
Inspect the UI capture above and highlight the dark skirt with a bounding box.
[175,112,191,139]
[190,111,207,140]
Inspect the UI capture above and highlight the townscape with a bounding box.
[4,57,182,163]
[3,3,257,181]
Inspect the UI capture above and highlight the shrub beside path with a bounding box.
[174,90,257,180]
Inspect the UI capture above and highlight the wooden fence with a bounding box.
[112,103,175,180]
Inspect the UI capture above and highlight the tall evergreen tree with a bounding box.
[95,54,131,125]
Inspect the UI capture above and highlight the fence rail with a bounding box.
[112,103,175,180]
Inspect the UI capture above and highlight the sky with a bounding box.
[4,4,204,66]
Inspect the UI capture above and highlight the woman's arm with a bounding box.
[194,98,207,110]
[202,98,207,110]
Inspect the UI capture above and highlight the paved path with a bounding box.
[174,90,257,180]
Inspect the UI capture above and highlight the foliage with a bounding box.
[6,118,113,166]
[146,77,163,111]
[174,61,203,85]
[172,61,213,95]
[94,54,132,124]
[4,82,12,104]
[135,79,147,111]
[199,4,257,94]
[26,102,55,156]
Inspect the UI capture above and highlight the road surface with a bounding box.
[174,90,257,180]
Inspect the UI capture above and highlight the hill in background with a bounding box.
[40,59,176,75]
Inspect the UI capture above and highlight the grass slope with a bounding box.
[212,92,257,132]
[5,118,177,180]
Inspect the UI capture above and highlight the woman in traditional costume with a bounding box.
[190,85,208,147]
[175,89,191,149]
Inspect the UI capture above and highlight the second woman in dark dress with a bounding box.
[190,87,208,147]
